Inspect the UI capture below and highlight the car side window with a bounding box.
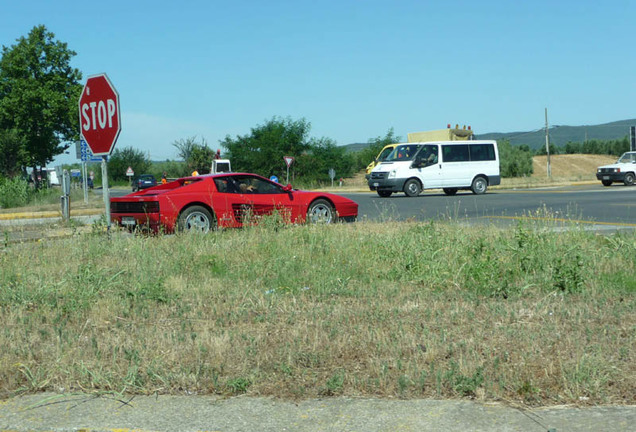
[217,176,284,194]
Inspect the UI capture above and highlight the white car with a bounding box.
[596,152,636,186]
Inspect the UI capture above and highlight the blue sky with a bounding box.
[2,0,635,165]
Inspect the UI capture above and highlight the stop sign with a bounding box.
[79,73,121,156]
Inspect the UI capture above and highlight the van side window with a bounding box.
[442,144,469,162]
[469,144,496,161]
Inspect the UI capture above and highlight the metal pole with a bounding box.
[82,161,89,204]
[545,108,551,178]
[102,156,111,228]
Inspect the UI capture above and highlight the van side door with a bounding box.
[440,144,471,187]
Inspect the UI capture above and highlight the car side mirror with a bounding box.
[283,184,293,192]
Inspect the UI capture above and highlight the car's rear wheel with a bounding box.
[177,205,215,233]
[403,179,421,197]
[307,199,335,224]
[601,180,613,187]
[471,176,488,195]
[377,190,392,198]
[624,173,635,186]
[443,188,458,196]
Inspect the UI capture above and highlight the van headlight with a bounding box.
[388,170,397,179]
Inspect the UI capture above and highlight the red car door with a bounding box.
[212,175,302,226]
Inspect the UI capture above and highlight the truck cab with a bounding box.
[211,159,232,174]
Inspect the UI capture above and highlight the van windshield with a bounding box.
[386,145,420,161]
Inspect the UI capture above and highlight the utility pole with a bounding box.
[545,108,551,178]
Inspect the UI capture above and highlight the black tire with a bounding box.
[601,180,612,187]
[177,205,215,233]
[377,190,392,198]
[624,173,635,186]
[471,176,488,195]
[307,199,335,224]
[403,179,421,197]
[443,188,458,196]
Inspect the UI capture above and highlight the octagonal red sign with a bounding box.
[79,73,121,156]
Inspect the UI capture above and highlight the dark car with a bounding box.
[132,174,157,192]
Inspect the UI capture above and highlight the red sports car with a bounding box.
[110,172,358,233]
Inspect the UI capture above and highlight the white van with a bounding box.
[368,140,500,197]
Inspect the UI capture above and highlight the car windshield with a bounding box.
[385,145,420,162]
[617,153,636,163]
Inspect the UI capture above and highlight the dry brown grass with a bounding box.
[1,221,634,405]
[532,154,616,181]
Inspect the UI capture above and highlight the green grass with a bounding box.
[0,218,634,406]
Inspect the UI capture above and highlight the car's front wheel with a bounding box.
[377,190,392,198]
[307,199,335,224]
[624,173,635,186]
[602,180,613,187]
[177,205,215,233]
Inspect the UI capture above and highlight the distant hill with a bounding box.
[343,143,369,153]
[477,119,635,150]
[343,119,636,152]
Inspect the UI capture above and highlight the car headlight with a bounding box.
[388,170,397,179]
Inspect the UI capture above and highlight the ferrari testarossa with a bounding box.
[110,172,358,233]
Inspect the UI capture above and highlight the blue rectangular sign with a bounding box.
[80,140,103,162]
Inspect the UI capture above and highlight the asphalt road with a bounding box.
[345,184,636,231]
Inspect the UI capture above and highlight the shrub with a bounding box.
[0,176,29,208]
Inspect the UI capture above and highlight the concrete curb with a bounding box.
[0,208,103,221]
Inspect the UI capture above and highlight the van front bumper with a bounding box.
[368,178,406,192]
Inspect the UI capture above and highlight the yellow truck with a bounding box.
[365,125,474,178]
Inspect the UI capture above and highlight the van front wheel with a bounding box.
[471,176,488,195]
[404,179,421,197]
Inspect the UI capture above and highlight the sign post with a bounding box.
[79,73,121,228]
[284,156,294,184]
[126,166,134,186]
[328,168,336,187]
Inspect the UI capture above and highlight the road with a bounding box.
[342,184,636,231]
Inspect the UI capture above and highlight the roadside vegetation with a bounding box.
[1,217,633,405]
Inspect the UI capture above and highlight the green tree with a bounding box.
[172,136,214,174]
[108,146,151,181]
[221,116,312,177]
[0,129,26,177]
[296,137,356,182]
[498,139,533,177]
[0,25,82,183]
[189,143,215,174]
[172,136,198,162]
[355,127,401,170]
